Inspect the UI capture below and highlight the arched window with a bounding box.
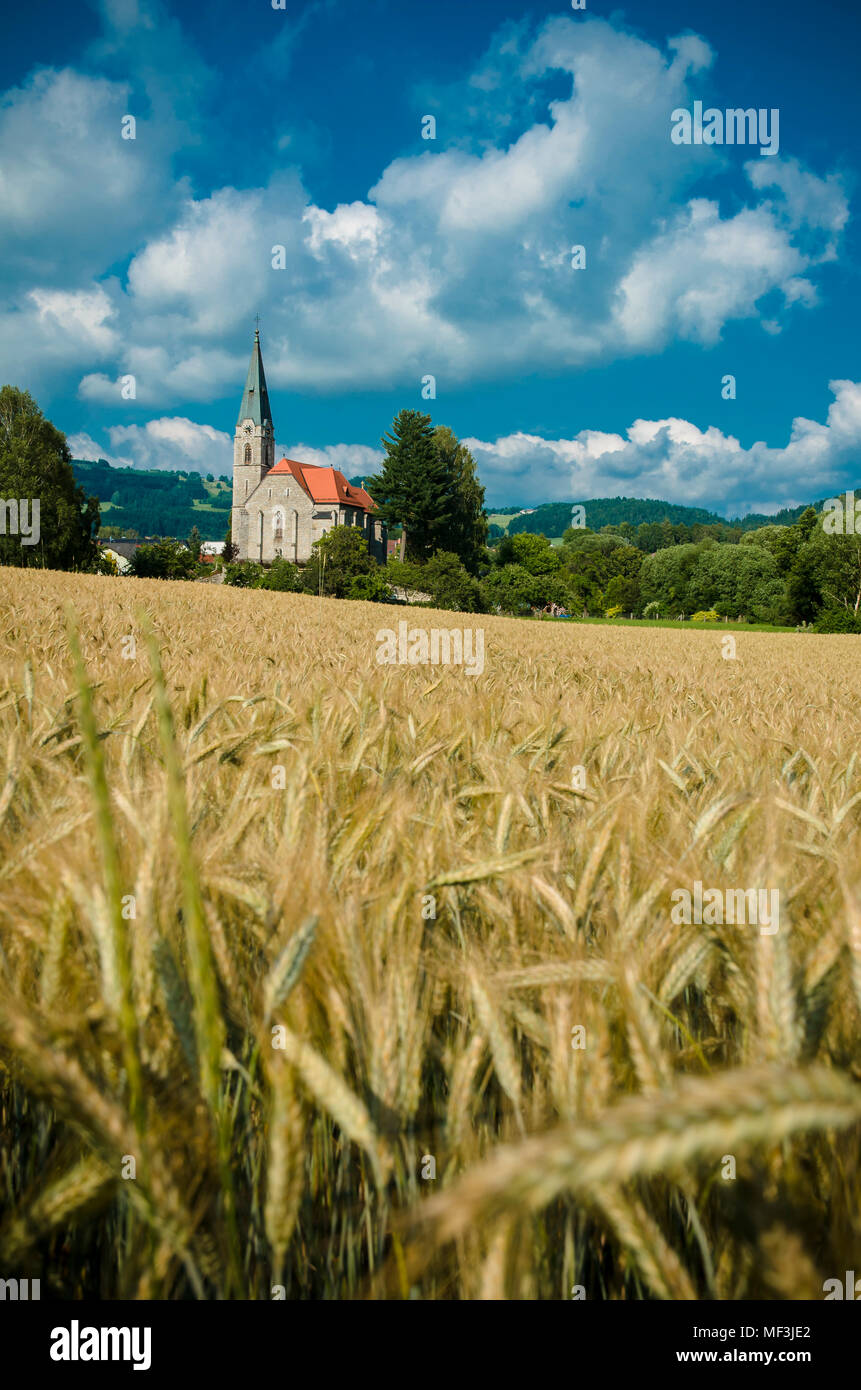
[243,444,252,463]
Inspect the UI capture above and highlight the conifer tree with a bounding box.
[366,410,454,561]
[433,425,488,573]
[186,524,202,561]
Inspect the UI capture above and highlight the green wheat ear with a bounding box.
[139,610,242,1295]
[66,607,145,1141]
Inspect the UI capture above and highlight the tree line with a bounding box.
[2,386,859,632]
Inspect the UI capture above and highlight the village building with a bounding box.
[231,329,386,564]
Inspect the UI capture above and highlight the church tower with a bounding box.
[232,327,275,540]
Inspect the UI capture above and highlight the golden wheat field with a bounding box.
[1,565,860,1300]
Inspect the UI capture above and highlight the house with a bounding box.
[231,329,387,564]
[100,539,145,561]
[101,547,132,573]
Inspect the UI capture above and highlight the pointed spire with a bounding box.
[237,325,273,428]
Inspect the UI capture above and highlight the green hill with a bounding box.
[72,458,232,541]
[504,493,838,539]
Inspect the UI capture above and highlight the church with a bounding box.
[231,328,387,565]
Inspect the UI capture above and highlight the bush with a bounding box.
[421,551,484,612]
[813,605,861,633]
[303,525,388,601]
[94,550,118,575]
[129,540,198,580]
[224,560,263,587]
[691,609,720,623]
[257,559,302,592]
[385,557,426,592]
[344,569,392,602]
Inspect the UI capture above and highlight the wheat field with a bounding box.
[1,566,860,1300]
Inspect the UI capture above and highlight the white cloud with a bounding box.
[67,430,110,461]
[612,199,807,348]
[747,156,850,244]
[3,12,844,409]
[29,287,119,352]
[70,417,232,474]
[304,203,384,259]
[67,421,381,480]
[281,442,384,475]
[0,67,185,286]
[78,344,244,405]
[466,379,861,514]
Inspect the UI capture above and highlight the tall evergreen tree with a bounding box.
[0,386,99,569]
[186,524,202,560]
[222,523,238,564]
[433,425,488,573]
[366,410,454,561]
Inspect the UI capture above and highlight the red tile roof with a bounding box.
[268,458,377,512]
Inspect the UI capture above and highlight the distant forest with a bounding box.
[72,458,232,541]
[504,495,820,541]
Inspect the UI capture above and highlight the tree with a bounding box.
[420,551,483,612]
[506,533,562,576]
[257,558,302,592]
[222,524,239,565]
[0,385,100,569]
[603,570,640,614]
[302,525,389,601]
[129,539,198,580]
[813,604,861,633]
[786,545,823,624]
[432,425,488,573]
[224,560,261,588]
[638,543,702,614]
[366,410,454,561]
[480,564,542,614]
[803,524,861,614]
[686,544,780,619]
[96,549,119,575]
[186,525,202,561]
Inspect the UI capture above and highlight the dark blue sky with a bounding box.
[1,0,860,510]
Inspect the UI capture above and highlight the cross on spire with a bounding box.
[254,313,261,335]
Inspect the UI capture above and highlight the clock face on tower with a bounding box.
[244,424,252,433]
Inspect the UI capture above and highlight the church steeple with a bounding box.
[237,327,273,429]
[232,325,276,539]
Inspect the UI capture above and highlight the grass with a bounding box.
[0,566,860,1300]
[531,614,796,633]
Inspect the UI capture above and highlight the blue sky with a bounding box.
[2,0,860,512]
